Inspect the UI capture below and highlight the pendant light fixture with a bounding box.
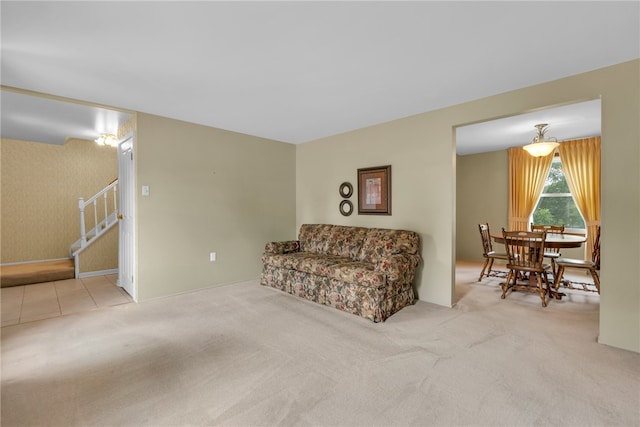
[95,133,118,147]
[522,123,559,157]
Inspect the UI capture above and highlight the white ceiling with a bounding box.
[456,98,602,156]
[1,2,638,151]
[1,89,131,145]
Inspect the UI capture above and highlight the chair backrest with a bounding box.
[531,223,565,234]
[592,226,601,269]
[502,228,547,269]
[478,223,494,256]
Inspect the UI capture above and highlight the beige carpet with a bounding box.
[1,261,638,426]
[1,259,75,287]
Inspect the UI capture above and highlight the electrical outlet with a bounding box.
[210,252,216,262]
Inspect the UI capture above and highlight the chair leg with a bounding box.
[478,258,490,281]
[501,269,513,299]
[591,268,601,294]
[487,258,495,277]
[537,273,548,307]
[554,265,565,291]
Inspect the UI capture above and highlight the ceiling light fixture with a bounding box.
[522,123,560,157]
[95,133,118,147]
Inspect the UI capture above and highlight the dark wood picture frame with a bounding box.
[357,165,391,215]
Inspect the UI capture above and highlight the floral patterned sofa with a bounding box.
[260,224,421,322]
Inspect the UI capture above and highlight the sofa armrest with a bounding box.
[375,253,421,283]
[264,240,300,255]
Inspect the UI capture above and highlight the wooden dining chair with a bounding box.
[531,223,565,277]
[553,226,601,294]
[477,223,508,281]
[501,228,553,307]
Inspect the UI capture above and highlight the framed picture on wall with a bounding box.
[357,165,391,215]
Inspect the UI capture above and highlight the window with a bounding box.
[532,156,585,230]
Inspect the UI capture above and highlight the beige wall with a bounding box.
[296,60,639,353]
[456,150,509,261]
[296,113,453,305]
[77,224,118,274]
[135,113,296,301]
[1,138,118,266]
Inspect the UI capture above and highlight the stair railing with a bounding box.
[71,179,118,258]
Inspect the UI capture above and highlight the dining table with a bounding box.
[491,232,587,300]
[491,232,586,250]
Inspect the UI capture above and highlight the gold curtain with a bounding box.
[508,147,554,231]
[559,137,601,260]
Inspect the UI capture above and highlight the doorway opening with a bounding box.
[454,98,602,305]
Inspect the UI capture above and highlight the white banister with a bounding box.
[78,197,87,246]
[93,199,98,238]
[71,180,119,259]
[112,186,117,226]
[103,191,108,226]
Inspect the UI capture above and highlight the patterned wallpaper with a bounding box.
[1,138,118,264]
[78,224,118,273]
[118,113,137,139]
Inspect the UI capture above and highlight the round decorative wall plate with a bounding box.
[339,182,353,198]
[339,200,353,216]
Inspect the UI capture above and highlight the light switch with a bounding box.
[142,185,150,196]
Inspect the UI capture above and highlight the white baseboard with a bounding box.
[78,269,118,279]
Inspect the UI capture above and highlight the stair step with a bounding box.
[1,260,75,288]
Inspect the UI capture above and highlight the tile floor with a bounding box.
[1,274,132,327]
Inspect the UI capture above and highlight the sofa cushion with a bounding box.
[357,228,420,264]
[299,224,335,254]
[323,225,369,259]
[327,262,386,288]
[262,252,352,276]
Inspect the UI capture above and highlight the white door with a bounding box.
[118,134,136,300]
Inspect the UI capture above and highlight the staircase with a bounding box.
[0,259,75,288]
[69,179,119,278]
[0,181,119,288]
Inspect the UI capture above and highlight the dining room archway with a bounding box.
[453,98,602,304]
